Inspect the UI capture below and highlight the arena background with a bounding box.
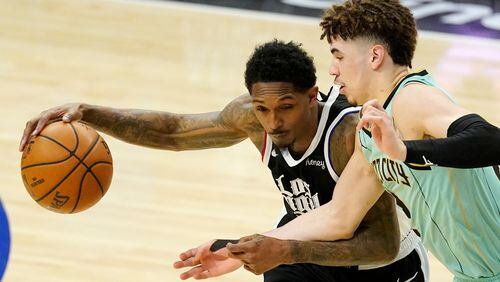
[0,0,498,281]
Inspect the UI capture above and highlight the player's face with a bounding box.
[328,37,373,105]
[251,82,316,148]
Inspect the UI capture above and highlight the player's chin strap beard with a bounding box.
[288,138,300,157]
[243,263,256,274]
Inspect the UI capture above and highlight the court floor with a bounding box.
[0,0,498,281]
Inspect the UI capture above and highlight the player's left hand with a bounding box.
[173,240,243,280]
[226,234,292,275]
[357,99,406,161]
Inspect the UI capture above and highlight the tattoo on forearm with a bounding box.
[288,192,399,266]
[82,95,263,151]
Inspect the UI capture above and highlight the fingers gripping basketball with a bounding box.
[21,121,113,213]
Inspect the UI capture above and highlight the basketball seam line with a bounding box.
[35,135,100,203]
[86,161,112,196]
[70,161,112,214]
[21,131,79,170]
[71,168,89,214]
[21,151,73,170]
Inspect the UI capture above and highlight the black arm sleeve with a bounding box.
[403,114,500,168]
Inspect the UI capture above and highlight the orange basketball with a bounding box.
[20,121,113,214]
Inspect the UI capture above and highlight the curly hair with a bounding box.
[320,0,417,68]
[245,40,316,94]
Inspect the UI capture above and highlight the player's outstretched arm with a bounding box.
[19,95,264,152]
[222,115,398,274]
[263,113,387,241]
[359,84,500,168]
[223,144,396,274]
[224,190,398,275]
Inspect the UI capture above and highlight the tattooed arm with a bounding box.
[224,113,399,274]
[20,95,265,152]
[224,191,398,275]
[284,112,399,266]
[286,191,398,266]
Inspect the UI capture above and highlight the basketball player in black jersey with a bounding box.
[19,41,427,281]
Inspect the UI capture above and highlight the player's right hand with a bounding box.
[174,240,243,280]
[19,103,84,152]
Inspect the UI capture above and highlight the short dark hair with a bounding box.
[245,40,316,93]
[320,0,417,68]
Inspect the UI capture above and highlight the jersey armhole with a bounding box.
[324,107,361,181]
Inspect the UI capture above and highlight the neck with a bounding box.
[288,104,321,157]
[367,66,409,105]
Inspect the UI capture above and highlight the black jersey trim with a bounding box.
[382,70,429,109]
[362,128,372,138]
[358,131,372,152]
[494,165,500,181]
[404,162,432,171]
[390,192,412,219]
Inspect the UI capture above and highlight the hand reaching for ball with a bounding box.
[19,103,85,152]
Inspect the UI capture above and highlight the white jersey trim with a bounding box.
[262,132,274,166]
[279,85,340,167]
[324,106,361,181]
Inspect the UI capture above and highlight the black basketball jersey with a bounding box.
[261,87,360,218]
[260,87,423,269]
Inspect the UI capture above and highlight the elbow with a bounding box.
[359,233,399,265]
[325,205,358,241]
[337,228,355,241]
[376,231,400,263]
[382,237,400,262]
[330,218,356,241]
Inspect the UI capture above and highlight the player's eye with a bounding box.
[280,104,293,110]
[255,106,268,112]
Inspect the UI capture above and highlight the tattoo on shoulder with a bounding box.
[330,113,359,174]
[84,94,263,150]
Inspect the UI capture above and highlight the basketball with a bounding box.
[20,121,113,214]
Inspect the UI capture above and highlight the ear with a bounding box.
[307,86,318,106]
[370,44,385,70]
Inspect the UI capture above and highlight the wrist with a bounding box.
[79,103,90,121]
[283,240,312,264]
[280,240,294,264]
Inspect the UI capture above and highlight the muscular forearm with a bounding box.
[266,153,386,242]
[227,192,399,273]
[80,103,247,150]
[284,193,399,266]
[287,234,395,266]
[81,104,178,149]
[264,202,353,241]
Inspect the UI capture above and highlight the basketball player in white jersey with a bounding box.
[20,40,428,281]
